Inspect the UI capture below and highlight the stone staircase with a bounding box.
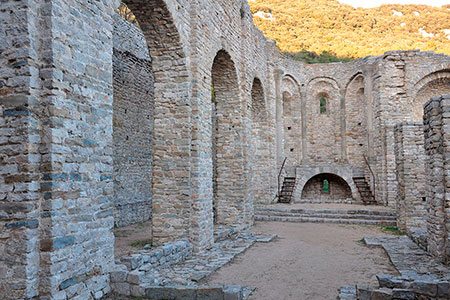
[353,177,377,205]
[255,206,397,226]
[278,176,296,203]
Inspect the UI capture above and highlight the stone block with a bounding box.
[110,270,128,283]
[392,289,415,300]
[412,280,437,297]
[223,285,243,300]
[196,285,225,300]
[111,282,130,296]
[437,280,450,298]
[145,287,176,299]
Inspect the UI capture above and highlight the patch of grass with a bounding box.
[356,238,366,244]
[129,239,152,248]
[381,226,405,236]
[284,49,354,64]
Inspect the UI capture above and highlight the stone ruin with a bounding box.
[1,0,450,299]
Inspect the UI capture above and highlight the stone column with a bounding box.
[274,69,284,167]
[424,94,450,264]
[394,122,426,235]
[340,89,347,162]
[363,65,376,159]
[301,84,308,163]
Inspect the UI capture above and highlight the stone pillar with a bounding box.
[2,0,116,298]
[394,122,427,234]
[384,124,397,207]
[0,1,42,299]
[340,90,347,162]
[424,94,450,264]
[274,69,284,167]
[300,84,308,162]
[363,65,376,159]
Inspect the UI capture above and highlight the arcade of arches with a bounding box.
[1,0,450,299]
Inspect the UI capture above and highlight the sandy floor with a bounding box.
[204,221,398,300]
[114,221,153,258]
[261,203,395,211]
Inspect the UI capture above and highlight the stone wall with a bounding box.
[113,14,153,227]
[2,0,450,298]
[394,122,427,234]
[424,95,450,264]
[306,78,343,164]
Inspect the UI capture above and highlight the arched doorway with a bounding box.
[344,74,368,167]
[113,4,153,227]
[250,77,270,204]
[211,50,246,226]
[306,77,342,163]
[114,0,191,246]
[301,173,353,203]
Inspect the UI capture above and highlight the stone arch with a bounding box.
[112,6,154,228]
[250,77,271,204]
[281,75,302,165]
[412,69,450,121]
[296,166,360,202]
[306,77,343,163]
[301,173,353,202]
[344,73,368,166]
[116,0,192,246]
[211,49,246,226]
[307,76,341,91]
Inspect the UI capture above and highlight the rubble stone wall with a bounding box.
[424,95,450,264]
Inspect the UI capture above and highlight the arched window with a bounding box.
[320,97,327,114]
[323,179,329,192]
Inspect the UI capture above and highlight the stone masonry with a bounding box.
[1,0,450,299]
[394,122,427,235]
[113,14,153,227]
[424,95,450,264]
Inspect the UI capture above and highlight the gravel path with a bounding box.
[204,221,398,300]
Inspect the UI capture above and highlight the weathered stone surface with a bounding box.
[1,0,450,298]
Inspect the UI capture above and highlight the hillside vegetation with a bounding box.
[249,0,450,59]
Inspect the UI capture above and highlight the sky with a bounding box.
[338,0,449,8]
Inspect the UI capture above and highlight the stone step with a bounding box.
[255,211,396,221]
[338,286,357,300]
[254,215,397,226]
[255,207,396,216]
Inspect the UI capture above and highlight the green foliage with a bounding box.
[286,50,354,64]
[382,226,404,236]
[129,239,152,248]
[249,0,450,58]
[320,97,327,114]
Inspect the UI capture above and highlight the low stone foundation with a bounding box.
[338,236,450,300]
[109,231,276,299]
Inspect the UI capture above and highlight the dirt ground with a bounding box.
[204,221,398,300]
[114,221,153,258]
